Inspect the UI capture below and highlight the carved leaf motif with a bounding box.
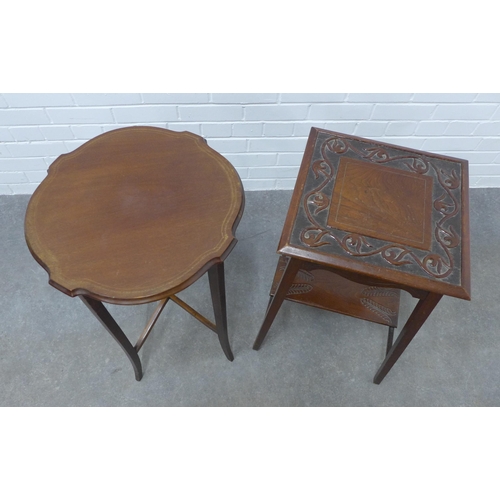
[439,225,460,248]
[312,160,331,179]
[309,192,330,214]
[327,138,348,154]
[297,134,460,282]
[297,269,314,282]
[287,284,313,295]
[301,228,330,247]
[340,234,372,254]
[360,298,395,323]
[422,254,451,277]
[382,248,413,266]
[406,158,429,174]
[364,147,389,162]
[434,193,455,214]
[441,169,460,190]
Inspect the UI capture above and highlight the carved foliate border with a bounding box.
[290,131,463,285]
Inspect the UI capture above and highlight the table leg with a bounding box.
[208,261,234,362]
[373,292,442,384]
[253,257,302,350]
[386,327,395,355]
[80,296,143,381]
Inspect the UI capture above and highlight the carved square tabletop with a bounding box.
[278,128,471,300]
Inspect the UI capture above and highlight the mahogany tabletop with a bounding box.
[278,128,471,301]
[25,126,245,305]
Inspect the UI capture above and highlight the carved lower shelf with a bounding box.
[271,256,400,327]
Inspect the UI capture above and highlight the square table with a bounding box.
[253,128,470,384]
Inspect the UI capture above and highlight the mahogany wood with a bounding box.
[270,255,400,328]
[25,126,244,380]
[208,262,234,361]
[25,126,244,305]
[80,295,143,381]
[170,295,217,333]
[254,127,471,383]
[135,298,169,352]
[253,257,302,351]
[278,128,470,301]
[386,327,395,355]
[373,292,442,384]
[328,157,433,251]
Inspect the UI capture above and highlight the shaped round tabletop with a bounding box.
[25,126,244,304]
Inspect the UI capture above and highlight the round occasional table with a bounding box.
[25,126,245,381]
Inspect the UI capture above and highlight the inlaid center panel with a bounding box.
[327,158,433,250]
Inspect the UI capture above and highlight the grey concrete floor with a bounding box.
[0,189,499,406]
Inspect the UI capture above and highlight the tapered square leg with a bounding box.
[373,292,442,384]
[208,261,234,361]
[253,257,302,350]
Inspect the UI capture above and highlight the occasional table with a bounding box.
[253,128,470,384]
[25,126,244,381]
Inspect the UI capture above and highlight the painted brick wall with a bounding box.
[1,93,499,195]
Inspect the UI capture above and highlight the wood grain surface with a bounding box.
[25,126,244,304]
[278,127,470,300]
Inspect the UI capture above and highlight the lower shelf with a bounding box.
[270,255,400,328]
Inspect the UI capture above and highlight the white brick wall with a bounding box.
[1,93,500,194]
